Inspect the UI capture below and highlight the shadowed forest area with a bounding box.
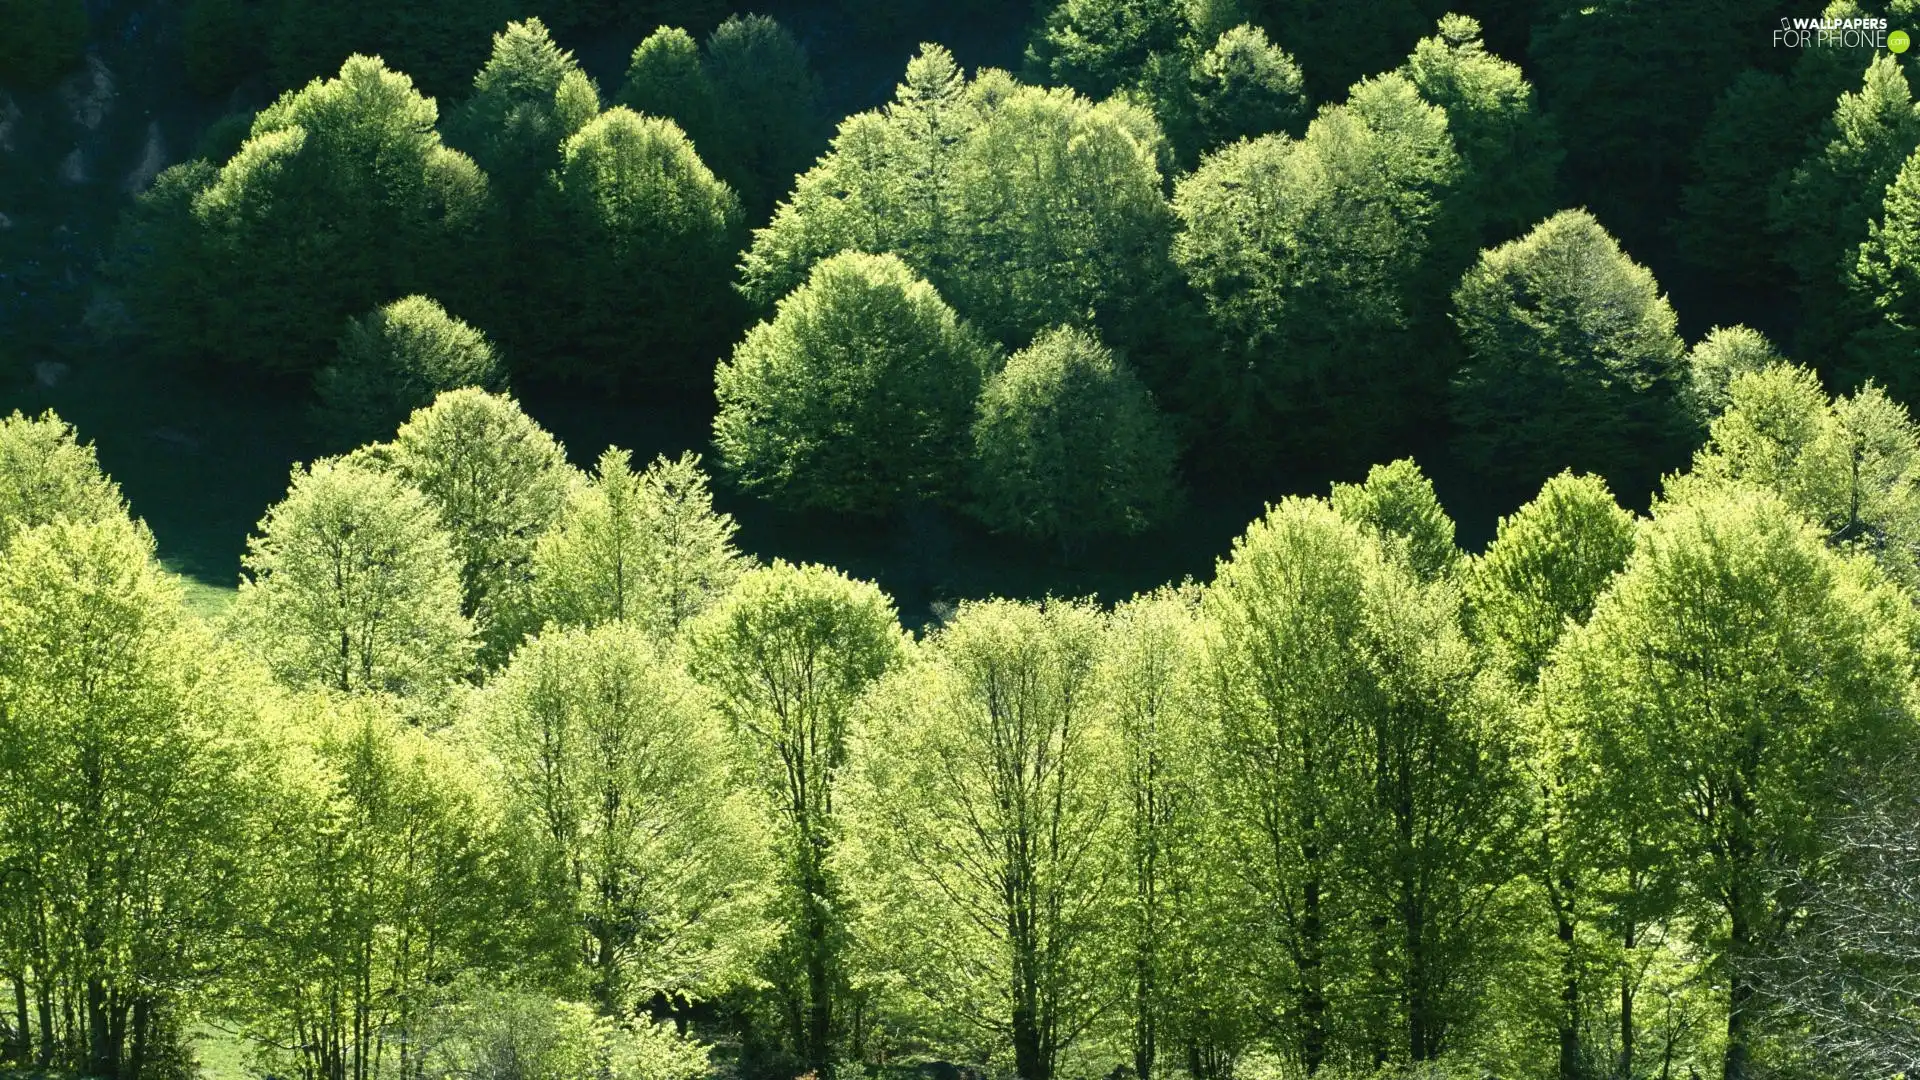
[7,2,1920,1080]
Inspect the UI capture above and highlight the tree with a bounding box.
[387,389,574,667]
[1846,144,1920,402]
[1461,470,1636,1078]
[528,448,746,640]
[234,457,474,697]
[1172,74,1462,461]
[0,0,85,89]
[1199,497,1375,1072]
[1178,24,1308,164]
[177,55,491,375]
[1401,14,1560,244]
[716,252,995,514]
[739,55,1176,352]
[1541,485,1917,1080]
[1463,471,1636,686]
[313,296,507,447]
[474,621,764,1011]
[0,516,266,1080]
[1685,325,1786,421]
[1773,54,1920,359]
[1029,0,1188,101]
[849,598,1115,1080]
[1448,209,1693,493]
[700,14,827,216]
[264,0,512,100]
[969,326,1178,551]
[531,107,743,388]
[239,692,511,1080]
[617,27,723,157]
[685,562,907,1076]
[0,411,124,552]
[1329,458,1462,583]
[1686,363,1920,593]
[445,19,600,211]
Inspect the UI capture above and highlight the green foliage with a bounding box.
[0,0,85,89]
[1180,24,1308,160]
[531,107,743,387]
[848,598,1113,1080]
[686,561,906,1074]
[701,15,827,215]
[1464,470,1636,684]
[0,410,125,552]
[1543,484,1917,1080]
[1774,54,1920,357]
[529,448,746,639]
[1686,325,1787,421]
[1847,143,1920,401]
[619,27,723,155]
[474,621,765,1010]
[420,989,715,1080]
[1031,0,1189,100]
[173,56,490,376]
[716,252,995,514]
[1329,457,1462,582]
[1449,209,1693,492]
[1401,14,1560,243]
[0,515,266,1080]
[1172,74,1462,460]
[237,693,513,1080]
[740,52,1177,352]
[446,19,601,210]
[183,0,260,95]
[235,457,474,697]
[314,296,507,447]
[969,326,1178,549]
[1687,363,1920,592]
[388,389,574,667]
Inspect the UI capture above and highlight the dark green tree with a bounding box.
[0,0,85,89]
[702,15,826,216]
[715,252,995,514]
[969,326,1178,551]
[265,0,512,100]
[617,27,723,156]
[313,296,507,447]
[445,19,600,211]
[1449,209,1693,492]
[1846,144,1920,402]
[531,107,743,388]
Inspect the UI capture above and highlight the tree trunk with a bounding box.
[35,977,52,1067]
[126,996,152,1080]
[1556,907,1580,1080]
[1298,836,1327,1075]
[1012,996,1047,1080]
[87,973,116,1079]
[1722,901,1752,1080]
[9,972,27,1067]
[803,839,834,1078]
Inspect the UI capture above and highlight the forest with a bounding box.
[5,0,1920,1079]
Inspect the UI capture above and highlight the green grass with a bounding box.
[189,1023,253,1080]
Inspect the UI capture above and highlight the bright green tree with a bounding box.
[1329,457,1462,583]
[475,621,766,1011]
[1173,74,1462,460]
[716,252,995,514]
[238,692,511,1080]
[1448,209,1693,492]
[531,107,743,388]
[740,54,1176,352]
[849,598,1113,1080]
[0,516,267,1079]
[1200,497,1375,1072]
[528,448,746,639]
[1542,485,1918,1080]
[1685,325,1786,421]
[1401,14,1560,244]
[1177,24,1308,163]
[969,326,1178,551]
[234,457,474,697]
[313,295,507,447]
[686,562,907,1076]
[387,389,575,667]
[0,411,124,551]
